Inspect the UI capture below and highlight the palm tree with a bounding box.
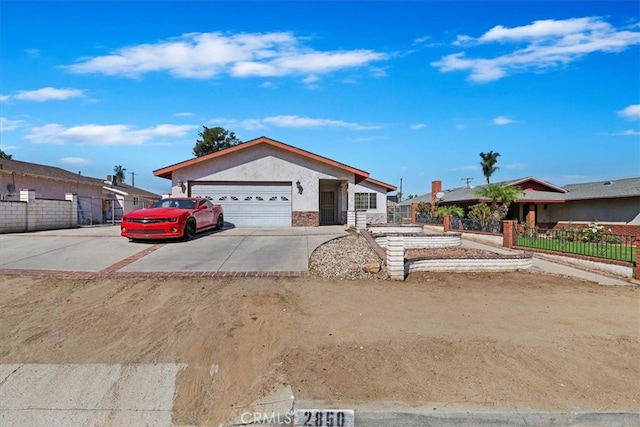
[479,151,500,184]
[113,165,126,184]
[474,183,523,231]
[437,205,465,218]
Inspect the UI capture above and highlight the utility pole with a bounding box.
[130,172,136,187]
[461,177,474,188]
[399,178,403,202]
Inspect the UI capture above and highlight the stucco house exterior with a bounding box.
[153,136,396,227]
[0,158,161,224]
[399,177,640,235]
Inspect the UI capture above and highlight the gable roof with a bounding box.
[153,135,396,191]
[507,177,567,193]
[0,158,101,186]
[0,158,161,199]
[398,176,640,206]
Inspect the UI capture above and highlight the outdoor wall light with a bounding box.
[177,179,185,193]
[296,180,303,194]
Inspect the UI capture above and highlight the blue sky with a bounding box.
[1,1,639,197]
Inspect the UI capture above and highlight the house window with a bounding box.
[355,192,377,210]
[133,197,139,205]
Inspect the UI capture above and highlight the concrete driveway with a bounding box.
[0,225,348,276]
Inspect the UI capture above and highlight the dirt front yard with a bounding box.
[1,272,638,426]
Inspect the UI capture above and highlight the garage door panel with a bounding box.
[191,183,292,227]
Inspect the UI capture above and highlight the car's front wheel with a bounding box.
[215,214,224,230]
[183,218,197,241]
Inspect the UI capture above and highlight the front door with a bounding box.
[320,191,336,224]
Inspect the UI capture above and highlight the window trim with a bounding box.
[355,192,377,210]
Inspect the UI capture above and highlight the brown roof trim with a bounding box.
[153,136,371,181]
[364,177,397,192]
[509,177,567,193]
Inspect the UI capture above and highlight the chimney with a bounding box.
[431,180,442,205]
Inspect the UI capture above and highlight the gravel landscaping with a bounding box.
[309,230,388,280]
[309,230,528,279]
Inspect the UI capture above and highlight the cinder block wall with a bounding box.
[0,201,27,233]
[0,199,74,233]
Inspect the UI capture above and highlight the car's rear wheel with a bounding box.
[215,214,224,230]
[183,218,197,241]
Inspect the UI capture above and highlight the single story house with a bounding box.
[0,158,161,224]
[153,136,396,227]
[399,177,640,235]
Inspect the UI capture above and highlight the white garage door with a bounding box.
[191,182,292,227]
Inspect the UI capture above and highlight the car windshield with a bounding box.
[150,199,196,209]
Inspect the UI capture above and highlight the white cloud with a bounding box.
[0,144,18,151]
[618,104,640,120]
[615,129,640,136]
[209,115,383,131]
[370,67,387,78]
[493,116,515,125]
[452,165,479,171]
[262,115,381,130]
[66,31,388,81]
[259,81,278,89]
[504,162,526,169]
[411,123,427,129]
[0,117,25,132]
[14,87,85,102]
[173,112,194,117]
[0,95,10,102]
[350,136,387,143]
[59,157,93,166]
[26,49,40,58]
[433,17,640,83]
[414,36,431,44]
[25,123,198,145]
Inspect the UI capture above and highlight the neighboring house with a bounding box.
[0,158,161,224]
[153,136,396,227]
[399,177,640,235]
[100,178,162,222]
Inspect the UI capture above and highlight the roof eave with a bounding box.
[153,136,373,181]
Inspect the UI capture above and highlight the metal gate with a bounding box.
[320,191,336,224]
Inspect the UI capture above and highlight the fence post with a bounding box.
[386,235,405,281]
[20,189,36,232]
[65,193,78,228]
[635,236,640,280]
[503,219,517,248]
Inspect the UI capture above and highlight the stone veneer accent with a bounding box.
[292,211,319,227]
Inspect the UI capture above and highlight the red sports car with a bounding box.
[121,197,224,241]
